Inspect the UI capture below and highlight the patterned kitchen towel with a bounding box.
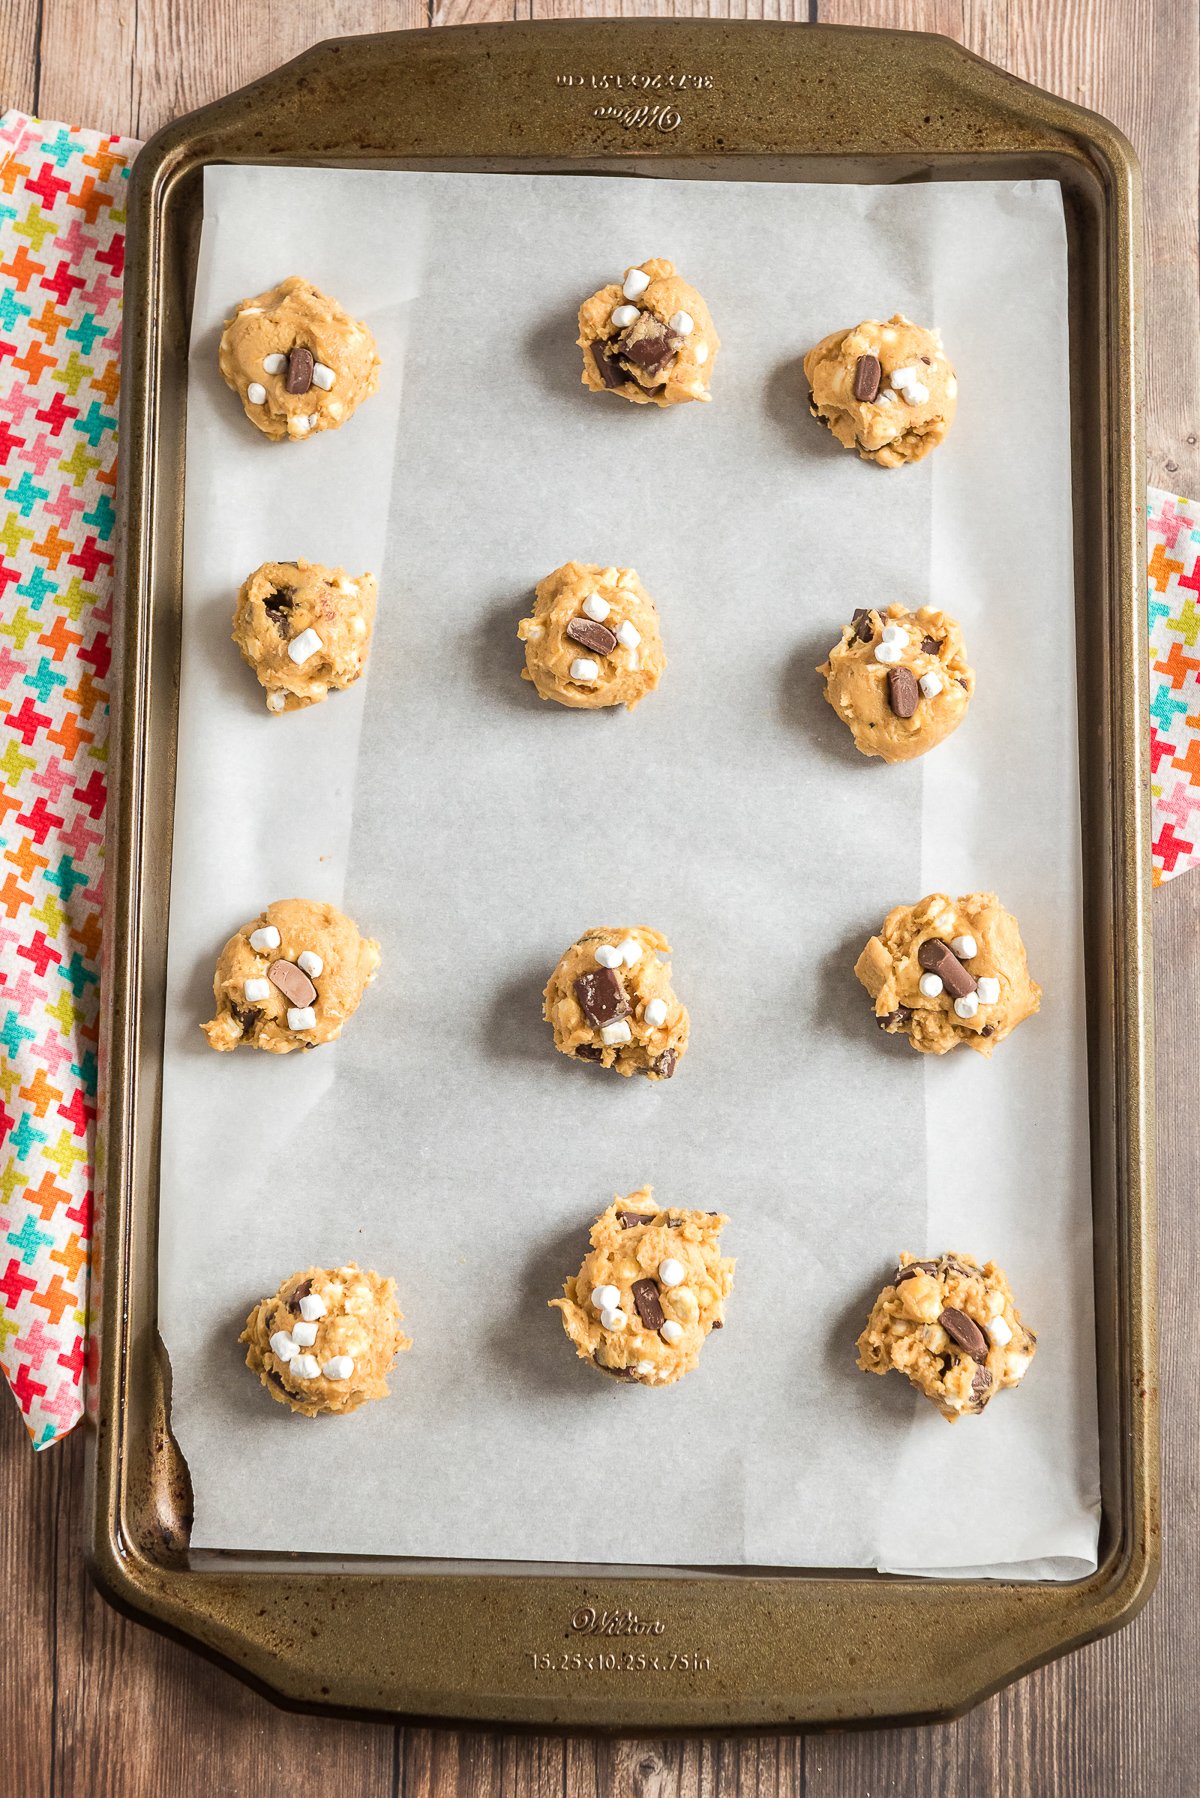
[0,112,136,1447]
[1149,489,1200,883]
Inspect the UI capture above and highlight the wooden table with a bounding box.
[3,3,1196,1792]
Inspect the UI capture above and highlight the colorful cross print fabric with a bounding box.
[0,113,135,1447]
[1148,489,1200,884]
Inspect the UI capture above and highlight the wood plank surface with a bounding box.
[3,1,1198,1793]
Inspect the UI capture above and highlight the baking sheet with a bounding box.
[160,165,1099,1577]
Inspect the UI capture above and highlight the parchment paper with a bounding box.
[160,166,1099,1577]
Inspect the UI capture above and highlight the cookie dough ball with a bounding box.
[543,927,688,1079]
[518,562,665,711]
[552,1191,733,1387]
[854,892,1040,1057]
[819,603,973,762]
[218,276,380,442]
[241,1264,411,1417]
[202,898,380,1053]
[578,259,718,407]
[804,314,956,467]
[856,1252,1036,1421]
[233,559,377,713]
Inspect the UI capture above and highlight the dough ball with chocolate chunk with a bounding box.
[577,258,719,407]
[202,897,380,1054]
[854,891,1040,1057]
[241,1263,411,1417]
[217,276,380,442]
[551,1190,733,1387]
[818,603,973,762]
[233,558,377,713]
[543,927,688,1079]
[518,561,665,711]
[804,314,956,467]
[856,1251,1036,1421]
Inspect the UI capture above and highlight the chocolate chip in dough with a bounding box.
[631,1279,666,1332]
[894,1260,939,1285]
[263,588,295,633]
[268,959,317,1009]
[591,341,628,390]
[939,1307,989,1362]
[566,617,618,656]
[618,1211,655,1229]
[230,1004,259,1035]
[878,1004,913,1031]
[852,607,874,642]
[616,312,680,378]
[653,1048,678,1079]
[853,354,882,402]
[971,1366,993,1406]
[573,968,630,1028]
[290,1278,313,1312]
[917,939,977,999]
[921,634,940,654]
[887,667,919,718]
[574,1044,604,1062]
[286,346,314,394]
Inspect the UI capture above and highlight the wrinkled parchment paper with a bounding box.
[160,167,1098,1577]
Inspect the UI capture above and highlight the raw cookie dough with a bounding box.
[241,1264,411,1417]
[856,1251,1037,1420]
[552,1190,733,1387]
[543,927,688,1079]
[804,314,957,467]
[217,276,380,442]
[854,891,1041,1057]
[819,603,973,762]
[233,558,377,713]
[578,259,719,407]
[518,562,665,710]
[202,898,380,1053]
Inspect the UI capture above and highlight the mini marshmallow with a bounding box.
[611,303,639,328]
[591,1284,621,1313]
[636,1361,654,1376]
[919,671,944,699]
[918,973,944,999]
[291,1319,318,1347]
[601,1307,627,1331]
[246,381,267,405]
[570,657,599,682]
[1005,1351,1032,1380]
[323,1356,354,1381]
[616,620,641,650]
[249,925,280,952]
[881,623,908,644]
[891,366,917,386]
[269,1331,297,1363]
[290,415,310,434]
[987,1314,1013,1348]
[244,977,270,1003]
[262,352,285,374]
[976,976,1001,1005]
[950,934,978,960]
[668,310,694,336]
[658,1258,685,1288]
[906,380,930,404]
[297,950,324,978]
[288,626,323,665]
[292,1353,320,1380]
[694,342,709,365]
[644,998,668,1027]
[875,641,904,665]
[601,1018,632,1046]
[622,268,651,300]
[595,944,623,969]
[954,992,980,1020]
[299,1293,328,1322]
[266,692,285,712]
[287,1006,317,1032]
[307,411,320,428]
[618,938,641,966]
[582,592,611,622]
[311,362,335,391]
[659,1319,684,1345]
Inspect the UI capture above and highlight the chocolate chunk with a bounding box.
[573,968,630,1028]
[616,311,680,379]
[980,1025,994,1038]
[887,667,919,718]
[654,1048,678,1079]
[939,1307,989,1362]
[574,1044,604,1062]
[851,607,874,642]
[711,1318,723,1329]
[631,1278,666,1332]
[268,959,317,1008]
[591,340,628,390]
[920,355,932,365]
[916,939,977,1000]
[263,588,295,633]
[940,1256,975,1277]
[853,353,882,403]
[286,346,314,394]
[566,617,618,656]
[921,634,939,654]
[594,1354,638,1380]
[894,1260,938,1285]
[971,1366,993,1406]
[290,1278,313,1312]
[878,1004,913,1031]
[618,1211,655,1229]
[230,1004,259,1035]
